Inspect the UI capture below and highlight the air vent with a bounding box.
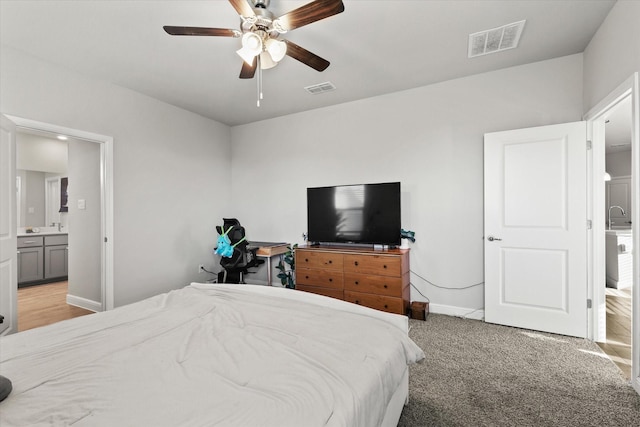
[468,20,526,58]
[304,81,336,94]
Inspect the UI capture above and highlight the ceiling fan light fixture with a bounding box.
[259,51,277,69]
[265,38,287,62]
[237,32,263,64]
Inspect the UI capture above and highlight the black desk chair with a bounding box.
[215,218,264,283]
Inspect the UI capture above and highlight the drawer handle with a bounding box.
[355,281,359,285]
[383,284,388,289]
[328,260,332,264]
[355,300,360,304]
[305,258,309,262]
[305,275,309,279]
[354,261,359,266]
[384,304,388,309]
[383,265,387,269]
[328,278,333,282]
[23,240,36,244]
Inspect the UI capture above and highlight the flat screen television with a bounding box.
[307,182,401,246]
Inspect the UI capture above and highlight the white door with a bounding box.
[484,121,587,338]
[0,115,18,335]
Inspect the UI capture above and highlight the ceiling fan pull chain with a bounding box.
[256,55,262,107]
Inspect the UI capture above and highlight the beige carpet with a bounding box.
[399,314,640,426]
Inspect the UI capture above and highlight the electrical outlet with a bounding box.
[198,264,205,273]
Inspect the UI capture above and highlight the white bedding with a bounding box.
[0,283,424,426]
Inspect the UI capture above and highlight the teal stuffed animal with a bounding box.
[214,225,246,258]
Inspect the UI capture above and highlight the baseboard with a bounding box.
[428,303,485,320]
[66,294,101,312]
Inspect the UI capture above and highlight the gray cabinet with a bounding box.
[17,234,68,285]
[18,246,44,283]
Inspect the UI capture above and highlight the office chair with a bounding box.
[215,218,264,284]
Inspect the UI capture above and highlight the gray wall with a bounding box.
[230,54,584,313]
[583,0,640,112]
[1,45,232,307]
[67,139,102,303]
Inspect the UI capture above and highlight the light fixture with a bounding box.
[236,32,263,65]
[265,38,287,62]
[57,135,68,141]
[237,31,288,107]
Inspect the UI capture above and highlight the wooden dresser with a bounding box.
[295,245,410,315]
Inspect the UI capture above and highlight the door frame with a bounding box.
[6,115,114,311]
[584,72,639,393]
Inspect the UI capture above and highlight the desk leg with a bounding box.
[266,256,272,286]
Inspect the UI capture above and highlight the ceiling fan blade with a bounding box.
[163,26,240,37]
[275,0,344,32]
[283,40,330,72]
[228,0,256,18]
[239,58,257,79]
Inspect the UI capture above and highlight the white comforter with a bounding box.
[0,283,424,426]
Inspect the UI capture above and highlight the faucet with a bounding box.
[608,205,626,230]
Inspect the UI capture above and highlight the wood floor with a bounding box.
[597,287,633,380]
[17,281,94,332]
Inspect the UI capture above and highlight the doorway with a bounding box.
[7,115,114,314]
[16,127,101,327]
[600,96,633,380]
[585,72,639,394]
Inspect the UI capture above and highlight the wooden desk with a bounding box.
[247,242,289,285]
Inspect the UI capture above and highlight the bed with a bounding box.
[0,283,424,426]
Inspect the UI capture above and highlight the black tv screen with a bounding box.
[307,182,401,246]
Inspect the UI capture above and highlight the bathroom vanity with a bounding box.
[17,229,68,287]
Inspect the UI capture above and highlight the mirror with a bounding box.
[16,130,68,228]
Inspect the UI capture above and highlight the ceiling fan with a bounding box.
[163,0,345,80]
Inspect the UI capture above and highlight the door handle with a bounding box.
[487,236,502,241]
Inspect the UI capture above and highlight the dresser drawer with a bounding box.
[18,236,44,248]
[344,254,402,277]
[297,250,343,270]
[296,267,343,290]
[296,285,344,300]
[45,234,68,246]
[343,273,404,297]
[344,291,405,315]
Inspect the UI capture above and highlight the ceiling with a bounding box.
[0,0,617,127]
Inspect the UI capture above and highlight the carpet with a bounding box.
[398,314,640,426]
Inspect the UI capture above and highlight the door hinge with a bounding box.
[587,219,592,229]
[587,299,592,309]
[587,140,592,150]
[104,237,108,243]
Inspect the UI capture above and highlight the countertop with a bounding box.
[17,227,67,237]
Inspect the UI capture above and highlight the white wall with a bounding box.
[231,54,584,313]
[606,150,632,178]
[16,133,68,174]
[1,46,232,307]
[583,0,640,112]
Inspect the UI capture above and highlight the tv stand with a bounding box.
[295,245,410,315]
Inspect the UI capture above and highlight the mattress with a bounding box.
[0,283,424,426]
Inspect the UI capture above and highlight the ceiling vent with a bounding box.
[304,81,336,94]
[468,20,526,58]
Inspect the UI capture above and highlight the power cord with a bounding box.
[411,269,484,290]
[409,270,485,319]
[201,267,217,275]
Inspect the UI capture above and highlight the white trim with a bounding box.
[66,293,101,313]
[583,72,639,395]
[428,302,485,320]
[5,115,114,312]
